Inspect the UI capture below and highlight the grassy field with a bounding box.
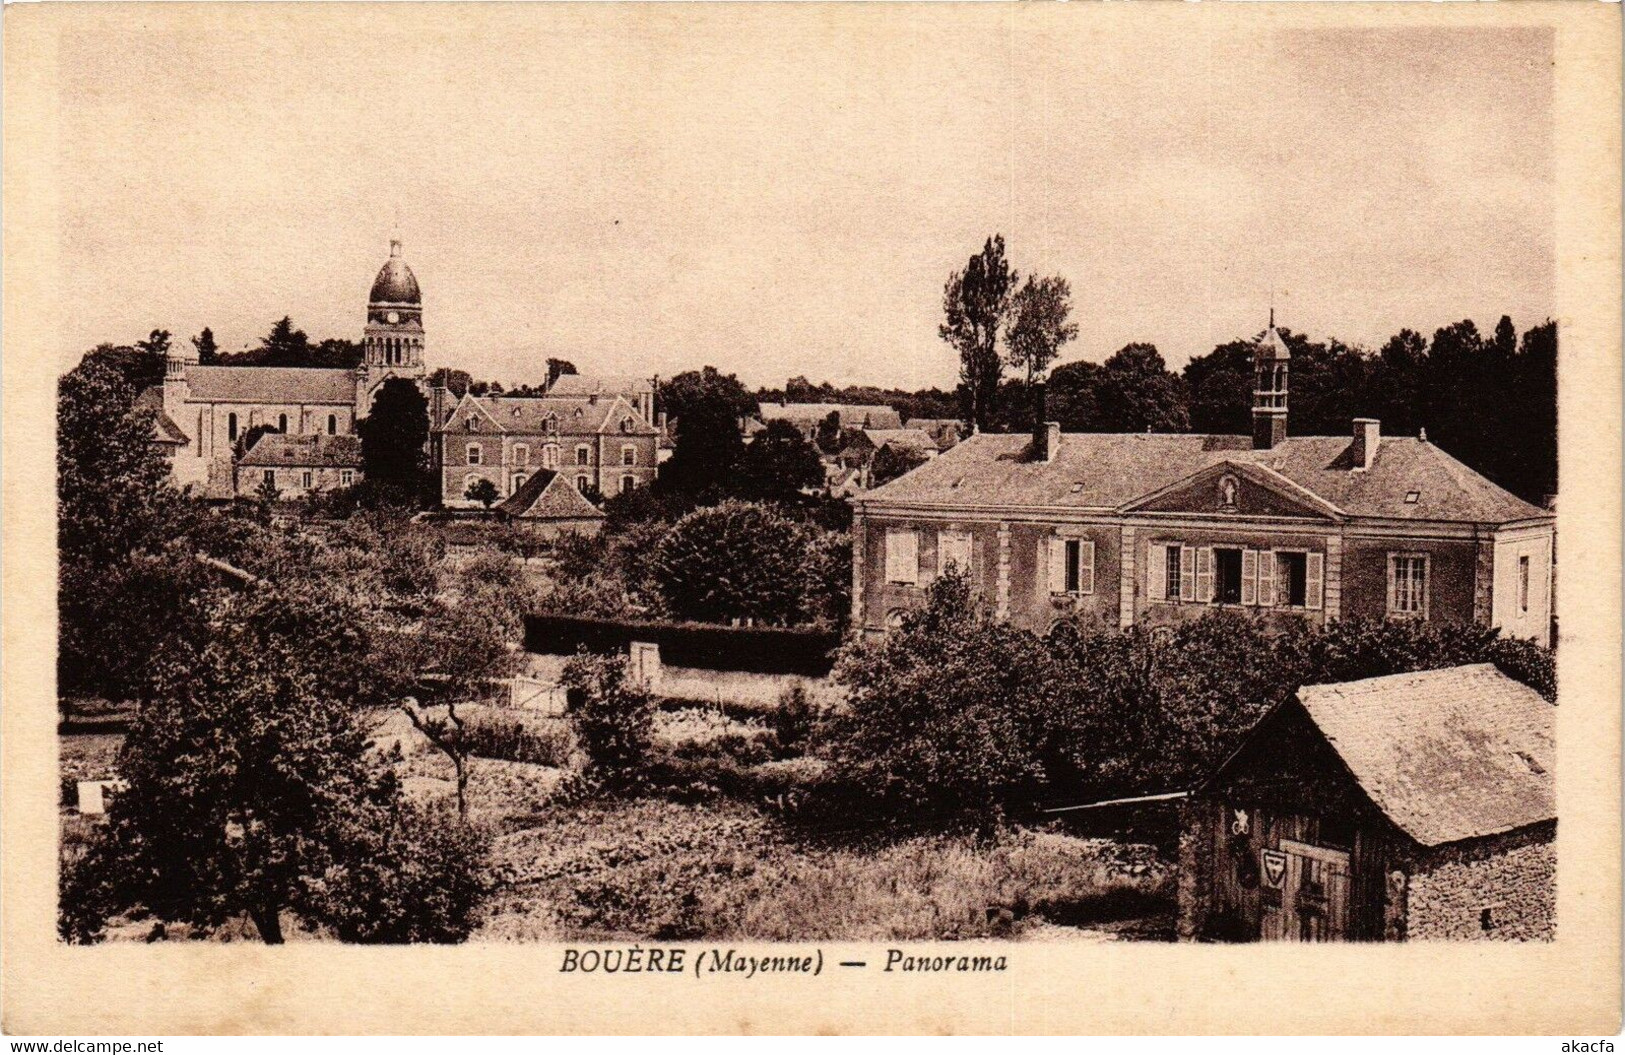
[58,703,1176,943]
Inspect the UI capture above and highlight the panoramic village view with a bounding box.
[58,229,1558,946]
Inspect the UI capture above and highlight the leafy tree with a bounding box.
[649,501,818,625]
[814,410,845,455]
[1181,339,1255,435]
[868,441,928,487]
[259,316,311,365]
[57,356,173,568]
[234,422,281,460]
[1004,275,1078,392]
[655,366,758,497]
[136,329,172,360]
[823,571,1054,824]
[1093,343,1189,433]
[561,650,654,783]
[58,575,487,944]
[253,475,282,505]
[738,419,825,501]
[940,235,1016,432]
[464,477,500,509]
[546,358,578,387]
[81,342,166,392]
[358,377,431,500]
[191,327,219,365]
[428,367,474,397]
[1044,359,1102,432]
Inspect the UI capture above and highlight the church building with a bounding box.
[148,239,429,498]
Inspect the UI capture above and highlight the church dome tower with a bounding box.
[362,238,426,400]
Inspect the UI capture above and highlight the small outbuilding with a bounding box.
[1177,663,1555,943]
[494,468,606,539]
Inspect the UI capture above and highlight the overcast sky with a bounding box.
[55,8,1554,390]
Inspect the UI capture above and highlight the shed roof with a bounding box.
[859,430,1548,524]
[495,469,606,521]
[1297,664,1554,847]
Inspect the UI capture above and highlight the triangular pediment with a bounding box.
[1121,460,1343,520]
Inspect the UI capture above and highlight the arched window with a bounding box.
[278,413,288,433]
[227,412,238,441]
[327,414,337,435]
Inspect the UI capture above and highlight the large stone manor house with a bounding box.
[851,319,1556,647]
[144,240,660,504]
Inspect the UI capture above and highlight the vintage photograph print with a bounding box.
[4,0,1619,1037]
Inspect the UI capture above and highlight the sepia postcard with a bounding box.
[2,0,1620,1037]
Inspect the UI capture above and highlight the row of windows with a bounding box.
[468,412,642,435]
[462,472,639,498]
[259,469,354,489]
[226,412,343,441]
[1149,543,1324,610]
[881,529,1440,621]
[466,442,639,467]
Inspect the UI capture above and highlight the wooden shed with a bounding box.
[1177,664,1555,942]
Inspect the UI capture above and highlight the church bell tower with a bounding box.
[361,238,426,407]
[1252,310,1290,450]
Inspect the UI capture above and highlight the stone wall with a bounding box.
[1405,825,1555,941]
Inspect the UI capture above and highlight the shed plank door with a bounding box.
[1267,839,1351,942]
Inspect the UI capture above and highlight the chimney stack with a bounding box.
[1351,418,1380,470]
[1034,421,1061,463]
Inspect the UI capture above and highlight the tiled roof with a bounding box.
[861,428,937,453]
[546,374,654,397]
[134,386,190,445]
[437,393,657,437]
[1297,664,1554,847]
[904,419,966,449]
[759,403,902,430]
[238,433,363,468]
[496,469,606,521]
[859,430,1549,524]
[183,366,357,405]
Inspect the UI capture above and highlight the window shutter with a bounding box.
[1259,550,1276,607]
[1078,540,1095,594]
[1048,537,1067,595]
[1147,543,1166,602]
[1306,551,1324,610]
[1180,545,1195,602]
[887,530,918,585]
[1241,549,1258,606]
[1196,547,1214,603]
[1386,554,1398,613]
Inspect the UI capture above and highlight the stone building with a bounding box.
[1176,664,1555,942]
[849,322,1554,645]
[144,239,429,498]
[235,434,363,499]
[493,468,607,538]
[747,402,903,443]
[433,391,660,507]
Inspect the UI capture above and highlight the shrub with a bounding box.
[301,798,491,944]
[822,571,1056,825]
[562,650,654,782]
[462,711,575,767]
[649,501,809,624]
[771,684,820,759]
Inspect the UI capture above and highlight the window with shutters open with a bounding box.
[886,529,919,585]
[1047,536,1095,595]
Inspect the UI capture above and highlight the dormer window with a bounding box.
[621,417,635,434]
[468,417,480,432]
[1404,491,1420,504]
[573,408,584,418]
